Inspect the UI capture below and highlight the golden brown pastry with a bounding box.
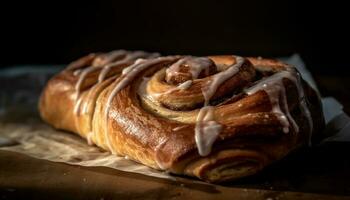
[39,50,325,182]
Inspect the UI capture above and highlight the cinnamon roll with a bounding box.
[39,50,325,182]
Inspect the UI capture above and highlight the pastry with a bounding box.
[39,50,325,182]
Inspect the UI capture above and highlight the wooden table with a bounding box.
[0,74,350,200]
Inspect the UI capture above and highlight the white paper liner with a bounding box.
[0,55,349,180]
[0,122,173,179]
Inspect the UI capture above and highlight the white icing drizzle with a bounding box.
[137,77,158,103]
[137,74,192,103]
[71,50,161,151]
[82,98,90,114]
[98,63,125,83]
[98,51,158,83]
[104,56,177,153]
[165,58,184,77]
[75,67,100,101]
[160,80,193,96]
[86,132,94,145]
[202,56,244,105]
[172,125,189,131]
[122,58,146,75]
[154,138,168,170]
[245,71,297,133]
[187,57,213,78]
[73,69,82,76]
[195,106,222,156]
[111,57,175,94]
[167,56,243,156]
[73,50,160,108]
[166,56,213,79]
[192,56,244,156]
[245,68,313,137]
[73,97,83,115]
[92,50,127,66]
[176,80,193,90]
[74,51,159,99]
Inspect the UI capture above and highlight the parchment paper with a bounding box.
[0,55,349,180]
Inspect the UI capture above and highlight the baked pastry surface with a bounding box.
[39,50,325,182]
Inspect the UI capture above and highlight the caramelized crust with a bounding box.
[39,51,325,182]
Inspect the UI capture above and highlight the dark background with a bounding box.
[1,2,350,198]
[1,1,349,74]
